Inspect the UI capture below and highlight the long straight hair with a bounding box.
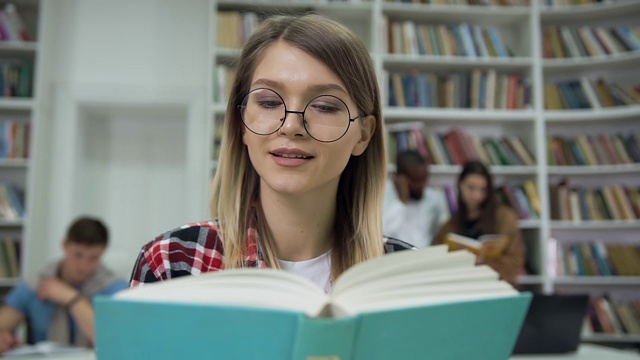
[452,160,498,234]
[210,14,385,278]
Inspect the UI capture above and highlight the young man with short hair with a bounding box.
[0,217,127,353]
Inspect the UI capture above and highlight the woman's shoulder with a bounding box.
[494,205,521,233]
[142,220,224,254]
[132,221,225,285]
[152,220,219,242]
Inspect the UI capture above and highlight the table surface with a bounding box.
[2,344,638,360]
[511,344,639,360]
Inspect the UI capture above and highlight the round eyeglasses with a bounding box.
[238,88,360,143]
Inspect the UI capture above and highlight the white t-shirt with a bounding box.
[383,179,448,248]
[278,250,332,293]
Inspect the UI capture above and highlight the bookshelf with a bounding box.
[542,0,640,340]
[209,0,640,344]
[0,0,40,298]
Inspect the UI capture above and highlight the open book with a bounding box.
[445,232,510,259]
[95,245,531,360]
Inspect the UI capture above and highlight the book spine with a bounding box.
[292,316,359,360]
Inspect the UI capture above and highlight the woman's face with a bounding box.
[242,40,374,197]
[459,174,488,211]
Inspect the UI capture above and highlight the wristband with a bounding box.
[65,293,84,310]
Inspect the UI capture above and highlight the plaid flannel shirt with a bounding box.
[129,220,414,287]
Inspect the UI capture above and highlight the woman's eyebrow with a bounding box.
[251,78,348,95]
[307,83,348,95]
[251,78,281,89]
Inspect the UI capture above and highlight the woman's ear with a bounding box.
[351,115,376,156]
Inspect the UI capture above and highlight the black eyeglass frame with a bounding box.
[237,87,361,143]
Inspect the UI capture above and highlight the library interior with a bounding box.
[0,0,639,359]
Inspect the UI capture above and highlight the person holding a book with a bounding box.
[432,160,524,286]
[0,217,128,353]
[129,14,412,292]
[383,150,446,248]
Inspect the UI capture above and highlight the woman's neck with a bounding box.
[466,207,481,221]
[260,184,336,262]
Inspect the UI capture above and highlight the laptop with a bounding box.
[512,294,590,354]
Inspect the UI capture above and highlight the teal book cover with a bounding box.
[95,293,531,360]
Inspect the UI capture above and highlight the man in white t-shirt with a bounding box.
[383,151,447,248]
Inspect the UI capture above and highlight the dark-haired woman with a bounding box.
[433,160,524,286]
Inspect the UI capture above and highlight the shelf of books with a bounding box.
[580,295,640,342]
[0,0,39,296]
[541,0,640,345]
[209,0,640,344]
[548,165,640,176]
[551,221,640,230]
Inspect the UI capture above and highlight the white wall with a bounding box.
[47,0,209,88]
[25,0,211,281]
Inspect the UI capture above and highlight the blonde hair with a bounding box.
[210,14,386,278]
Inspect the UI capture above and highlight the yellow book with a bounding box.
[391,73,406,107]
[548,26,565,58]
[445,233,510,259]
[544,84,564,110]
[575,134,597,166]
[523,180,541,217]
[611,185,635,221]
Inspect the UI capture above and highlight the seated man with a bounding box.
[0,217,128,353]
[383,150,447,248]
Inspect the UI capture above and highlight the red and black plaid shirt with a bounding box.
[129,221,414,287]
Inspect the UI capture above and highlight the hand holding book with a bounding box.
[445,232,510,259]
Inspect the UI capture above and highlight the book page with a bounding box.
[331,248,517,316]
[336,263,517,314]
[344,285,517,315]
[335,265,498,301]
[332,245,454,294]
[113,247,517,319]
[116,269,328,316]
[446,233,482,250]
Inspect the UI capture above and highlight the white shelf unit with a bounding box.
[384,108,536,122]
[0,0,40,295]
[0,277,19,287]
[208,0,640,344]
[548,164,640,176]
[541,8,640,348]
[0,98,34,110]
[553,277,640,287]
[550,221,640,230]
